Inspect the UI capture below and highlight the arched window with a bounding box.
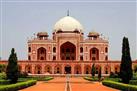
[37,47,46,60]
[80,47,83,53]
[53,56,56,60]
[53,47,56,53]
[105,56,108,60]
[25,65,32,73]
[35,65,41,74]
[28,56,31,60]
[28,47,31,52]
[90,48,99,60]
[105,47,108,53]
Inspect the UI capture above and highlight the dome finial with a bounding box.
[67,10,69,16]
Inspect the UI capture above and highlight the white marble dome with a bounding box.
[54,16,83,32]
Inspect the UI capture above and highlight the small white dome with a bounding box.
[54,16,83,32]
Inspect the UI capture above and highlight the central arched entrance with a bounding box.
[60,42,76,60]
[65,65,71,74]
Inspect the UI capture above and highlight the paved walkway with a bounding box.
[20,77,119,91]
[70,77,119,91]
[20,77,66,91]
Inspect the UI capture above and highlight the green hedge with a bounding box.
[0,80,37,91]
[19,76,53,81]
[104,78,121,82]
[129,80,137,85]
[102,80,137,91]
[84,77,98,81]
[0,80,10,85]
[44,77,53,81]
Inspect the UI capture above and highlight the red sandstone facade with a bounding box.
[0,16,137,75]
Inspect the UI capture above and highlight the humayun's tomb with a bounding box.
[0,15,137,75]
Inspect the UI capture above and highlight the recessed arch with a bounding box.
[45,65,52,74]
[37,47,46,60]
[54,65,62,74]
[35,65,42,74]
[25,65,32,73]
[74,65,81,74]
[65,65,71,74]
[95,65,101,74]
[84,65,91,74]
[60,41,76,60]
[90,47,99,61]
[104,65,111,74]
[114,65,120,74]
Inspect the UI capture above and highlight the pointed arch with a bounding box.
[90,47,99,61]
[25,65,32,73]
[114,65,120,74]
[74,65,81,74]
[84,65,91,74]
[45,65,52,74]
[60,41,76,60]
[35,65,42,74]
[54,65,62,74]
[104,65,111,74]
[37,47,46,60]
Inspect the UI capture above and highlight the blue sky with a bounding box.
[0,0,136,60]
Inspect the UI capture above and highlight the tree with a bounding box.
[98,67,101,81]
[120,37,133,84]
[6,48,19,84]
[91,63,96,77]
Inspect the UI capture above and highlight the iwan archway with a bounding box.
[65,65,71,74]
[60,42,76,60]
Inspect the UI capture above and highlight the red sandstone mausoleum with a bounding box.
[0,15,137,75]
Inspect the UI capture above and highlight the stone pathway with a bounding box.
[20,77,66,91]
[20,77,119,91]
[70,77,119,91]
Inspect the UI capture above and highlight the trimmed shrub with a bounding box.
[0,80,10,85]
[129,80,137,85]
[44,77,54,81]
[26,76,53,81]
[102,80,137,91]
[104,77,121,82]
[0,80,36,91]
[84,77,98,81]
